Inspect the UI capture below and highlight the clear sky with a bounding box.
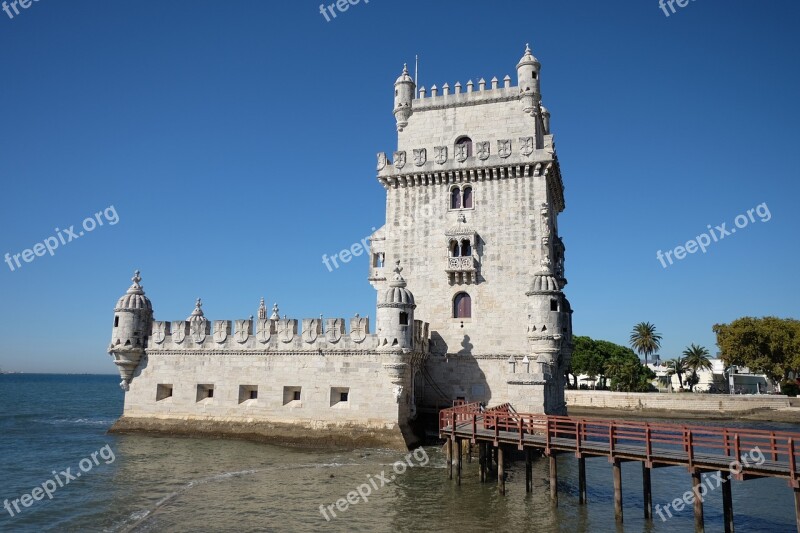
[0,0,798,373]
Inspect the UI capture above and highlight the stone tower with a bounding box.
[372,45,573,414]
[108,270,153,390]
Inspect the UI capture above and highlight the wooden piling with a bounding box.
[643,463,652,520]
[456,438,463,486]
[612,459,623,522]
[691,471,705,533]
[479,442,486,482]
[498,446,505,495]
[578,456,587,504]
[549,454,558,506]
[526,448,533,493]
[448,436,453,480]
[722,472,734,533]
[794,487,800,533]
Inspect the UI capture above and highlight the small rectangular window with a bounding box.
[114,316,119,328]
[399,312,409,326]
[238,385,258,404]
[550,299,559,311]
[196,384,215,402]
[283,386,302,406]
[330,387,350,407]
[156,384,173,401]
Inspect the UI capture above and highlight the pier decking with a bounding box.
[439,402,800,532]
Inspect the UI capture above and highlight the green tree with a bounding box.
[682,344,712,392]
[713,317,800,384]
[629,322,663,366]
[666,357,688,390]
[606,356,656,392]
[569,337,641,389]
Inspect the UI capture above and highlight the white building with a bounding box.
[107,46,574,449]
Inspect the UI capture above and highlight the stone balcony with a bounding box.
[446,256,478,284]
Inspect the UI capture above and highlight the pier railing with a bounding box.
[439,404,800,484]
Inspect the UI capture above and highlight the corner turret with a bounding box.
[108,270,153,390]
[517,44,541,114]
[376,261,416,351]
[393,64,415,132]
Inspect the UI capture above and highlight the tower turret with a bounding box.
[393,64,415,132]
[517,44,541,114]
[376,261,416,351]
[108,270,153,390]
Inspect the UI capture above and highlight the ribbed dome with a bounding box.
[395,64,414,85]
[115,271,152,311]
[187,298,207,323]
[517,44,540,68]
[380,261,416,306]
[529,271,561,293]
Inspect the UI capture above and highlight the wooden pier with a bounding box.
[439,402,800,532]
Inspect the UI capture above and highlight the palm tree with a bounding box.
[666,357,688,391]
[629,322,663,366]
[683,344,712,392]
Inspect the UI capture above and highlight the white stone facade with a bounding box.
[107,46,574,448]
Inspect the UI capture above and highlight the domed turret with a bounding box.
[376,261,416,351]
[108,270,154,390]
[393,64,415,132]
[517,44,541,114]
[187,298,207,323]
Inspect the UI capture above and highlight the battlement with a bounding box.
[148,314,430,354]
[414,76,518,110]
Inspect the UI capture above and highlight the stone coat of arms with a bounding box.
[256,318,271,344]
[152,321,167,344]
[172,321,187,344]
[413,148,427,167]
[234,320,250,344]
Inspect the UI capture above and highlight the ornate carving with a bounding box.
[434,146,447,165]
[498,139,512,158]
[302,319,320,343]
[256,318,271,343]
[393,386,404,403]
[191,321,207,344]
[377,152,387,171]
[394,151,406,169]
[213,321,228,344]
[455,143,468,163]
[476,141,490,160]
[520,136,534,156]
[172,321,187,344]
[152,321,167,344]
[350,314,368,343]
[413,148,427,166]
[278,319,295,343]
[326,318,344,343]
[234,320,250,344]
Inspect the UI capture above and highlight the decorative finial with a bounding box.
[258,298,267,320]
[457,213,467,224]
[394,260,403,276]
[196,298,202,309]
[132,270,141,285]
[271,303,280,321]
[525,43,531,52]
[403,63,408,74]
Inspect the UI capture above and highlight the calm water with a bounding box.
[0,374,797,532]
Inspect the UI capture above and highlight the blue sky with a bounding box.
[0,0,797,373]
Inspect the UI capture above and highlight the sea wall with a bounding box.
[565,390,797,420]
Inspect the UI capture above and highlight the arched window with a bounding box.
[450,187,462,209]
[460,239,472,257]
[450,240,460,257]
[462,186,473,209]
[455,136,473,157]
[453,292,472,318]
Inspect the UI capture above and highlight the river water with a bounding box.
[0,374,796,532]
